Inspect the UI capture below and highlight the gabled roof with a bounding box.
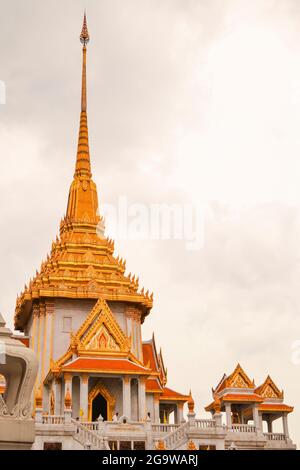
[142,334,167,386]
[213,364,255,395]
[146,379,163,393]
[205,365,294,416]
[143,340,159,372]
[205,392,263,412]
[225,363,255,389]
[255,375,284,400]
[46,298,144,380]
[159,387,189,402]
[221,393,263,403]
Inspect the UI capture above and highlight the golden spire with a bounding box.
[65,12,99,224]
[75,12,91,179]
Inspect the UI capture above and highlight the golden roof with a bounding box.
[14,14,152,330]
[255,375,284,400]
[213,363,255,394]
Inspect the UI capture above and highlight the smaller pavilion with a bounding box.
[205,364,293,437]
[255,375,293,437]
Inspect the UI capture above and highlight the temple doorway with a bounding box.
[92,393,107,421]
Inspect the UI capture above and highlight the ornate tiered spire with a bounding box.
[66,13,98,224]
[14,15,153,332]
[75,12,91,179]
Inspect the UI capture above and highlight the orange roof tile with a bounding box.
[146,379,162,393]
[259,404,293,413]
[159,387,189,402]
[143,343,158,372]
[62,358,151,375]
[221,393,263,403]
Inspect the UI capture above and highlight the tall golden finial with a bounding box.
[65,13,99,224]
[80,11,90,46]
[79,11,89,115]
[74,12,91,178]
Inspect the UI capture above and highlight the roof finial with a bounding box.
[80,11,90,46]
[73,11,91,178]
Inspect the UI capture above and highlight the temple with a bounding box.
[7,15,296,451]
[13,14,189,447]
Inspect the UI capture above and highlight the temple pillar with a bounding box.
[282,413,289,438]
[177,402,184,423]
[225,403,232,428]
[80,373,89,421]
[53,378,62,415]
[43,301,54,382]
[64,373,72,416]
[154,395,160,424]
[42,385,50,413]
[138,377,146,421]
[267,416,273,433]
[252,404,260,430]
[258,411,263,430]
[123,376,131,419]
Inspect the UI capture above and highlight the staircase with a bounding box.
[71,419,110,450]
[161,421,189,450]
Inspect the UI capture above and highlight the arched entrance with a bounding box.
[92,393,107,421]
[88,382,115,422]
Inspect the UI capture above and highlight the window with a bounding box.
[62,316,72,333]
[134,441,145,450]
[44,442,62,450]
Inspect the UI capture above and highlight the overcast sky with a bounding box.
[1,0,300,444]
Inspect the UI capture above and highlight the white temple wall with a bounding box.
[108,302,126,333]
[52,299,96,360]
[146,393,154,420]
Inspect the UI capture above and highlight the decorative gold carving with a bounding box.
[156,440,166,450]
[187,440,196,450]
[81,373,89,385]
[64,372,72,382]
[77,298,130,353]
[256,375,284,399]
[50,389,55,415]
[226,364,254,389]
[35,386,43,408]
[85,324,120,352]
[64,387,72,409]
[231,374,248,388]
[214,396,221,414]
[187,390,195,413]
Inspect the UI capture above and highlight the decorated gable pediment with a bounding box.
[51,299,133,372]
[76,298,130,354]
[256,376,284,400]
[227,364,254,389]
[85,323,120,352]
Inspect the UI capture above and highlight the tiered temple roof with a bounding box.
[14,14,152,332]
